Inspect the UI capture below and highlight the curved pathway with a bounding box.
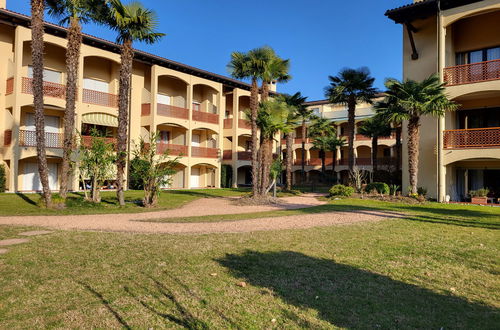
[0,194,401,234]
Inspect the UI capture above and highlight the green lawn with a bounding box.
[0,199,498,328]
[0,188,248,216]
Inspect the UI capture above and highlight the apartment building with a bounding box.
[283,99,398,184]
[386,0,500,202]
[0,6,265,192]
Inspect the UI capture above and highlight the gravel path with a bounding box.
[0,194,400,234]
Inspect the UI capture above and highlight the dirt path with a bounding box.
[0,194,400,234]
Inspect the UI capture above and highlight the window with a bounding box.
[192,102,201,111]
[28,66,62,83]
[157,94,171,105]
[456,46,500,65]
[157,131,170,143]
[83,78,109,92]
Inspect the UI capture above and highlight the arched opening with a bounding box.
[18,156,61,191]
[161,163,187,189]
[156,123,188,156]
[237,95,251,129]
[192,84,219,124]
[19,105,65,149]
[82,56,120,108]
[237,165,252,186]
[81,112,118,146]
[191,128,218,159]
[190,163,217,188]
[237,135,252,161]
[356,146,372,166]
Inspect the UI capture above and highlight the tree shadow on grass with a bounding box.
[217,250,499,329]
[15,192,38,206]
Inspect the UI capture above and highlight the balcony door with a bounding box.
[191,134,200,147]
[28,66,62,84]
[190,167,200,188]
[157,94,171,105]
[83,78,109,92]
[25,113,59,133]
[23,162,58,191]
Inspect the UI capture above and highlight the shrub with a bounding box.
[417,186,427,197]
[329,184,354,197]
[221,165,233,188]
[470,188,489,197]
[0,164,5,193]
[389,184,400,196]
[365,182,390,195]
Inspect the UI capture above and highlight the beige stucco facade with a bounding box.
[0,8,261,192]
[390,0,500,202]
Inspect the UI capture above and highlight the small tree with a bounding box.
[267,158,283,197]
[132,132,179,207]
[0,163,6,192]
[349,166,368,193]
[77,129,116,203]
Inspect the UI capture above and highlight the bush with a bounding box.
[365,182,390,195]
[417,186,428,197]
[470,188,489,197]
[389,184,400,196]
[221,164,233,188]
[329,184,354,197]
[0,164,5,193]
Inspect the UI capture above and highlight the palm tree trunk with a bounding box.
[116,38,133,206]
[250,77,259,197]
[347,97,356,171]
[60,17,82,198]
[31,0,51,207]
[320,149,326,180]
[285,132,293,190]
[395,125,402,173]
[262,81,269,102]
[372,136,378,178]
[332,149,337,183]
[301,120,306,184]
[407,115,420,194]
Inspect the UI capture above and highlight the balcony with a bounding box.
[237,151,252,161]
[81,135,117,148]
[443,127,500,149]
[141,103,151,116]
[5,77,13,95]
[223,118,232,129]
[222,150,232,160]
[83,89,118,108]
[238,119,251,129]
[444,59,500,86]
[4,130,12,146]
[19,129,63,148]
[157,104,189,120]
[157,143,188,156]
[22,77,65,99]
[193,111,219,124]
[191,146,218,158]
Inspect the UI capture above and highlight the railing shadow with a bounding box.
[216,250,499,328]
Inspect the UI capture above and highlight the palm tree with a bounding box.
[325,67,377,171]
[256,98,291,194]
[260,47,291,101]
[228,48,267,196]
[358,117,392,175]
[309,118,335,181]
[382,75,458,194]
[31,0,52,207]
[311,136,330,179]
[294,101,314,184]
[374,100,403,173]
[326,135,345,183]
[279,93,305,190]
[46,0,105,199]
[104,0,164,206]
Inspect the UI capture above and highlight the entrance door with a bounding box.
[23,162,58,191]
[190,167,200,188]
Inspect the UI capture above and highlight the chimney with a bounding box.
[0,0,6,9]
[270,80,277,92]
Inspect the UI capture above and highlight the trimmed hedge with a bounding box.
[365,182,390,195]
[221,164,233,188]
[329,184,354,197]
[0,164,5,192]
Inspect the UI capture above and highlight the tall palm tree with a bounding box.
[325,67,377,171]
[382,75,458,194]
[294,102,314,184]
[260,47,290,101]
[374,100,405,174]
[309,118,335,181]
[326,135,345,183]
[279,92,305,190]
[358,117,392,175]
[31,0,51,207]
[228,49,268,196]
[46,0,106,199]
[256,98,291,194]
[105,0,164,206]
[311,136,330,179]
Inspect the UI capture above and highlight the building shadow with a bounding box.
[216,250,499,328]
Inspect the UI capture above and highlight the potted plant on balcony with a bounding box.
[469,188,489,204]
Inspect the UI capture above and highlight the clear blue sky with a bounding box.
[6,0,409,101]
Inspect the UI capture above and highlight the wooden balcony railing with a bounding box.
[6,77,14,95]
[157,143,188,156]
[443,127,500,149]
[222,150,232,160]
[223,118,232,129]
[193,111,219,124]
[157,104,189,120]
[141,103,151,116]
[80,135,117,148]
[19,129,63,148]
[237,151,252,160]
[4,129,12,146]
[444,59,500,86]
[355,134,371,141]
[238,119,251,129]
[22,77,66,99]
[83,88,118,108]
[191,146,218,158]
[292,157,396,167]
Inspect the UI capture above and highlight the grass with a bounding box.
[0,188,248,216]
[0,199,499,328]
[138,198,500,228]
